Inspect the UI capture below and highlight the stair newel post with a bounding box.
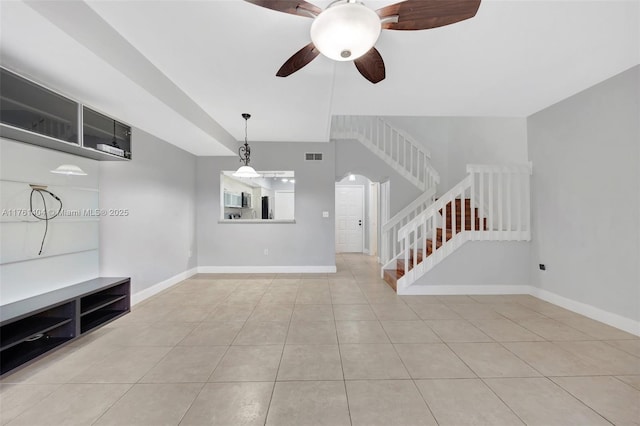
[525,163,532,238]
[507,168,512,237]
[498,168,504,238]
[479,170,485,238]
[515,170,522,236]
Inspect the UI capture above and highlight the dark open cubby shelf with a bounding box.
[1,336,72,375]
[81,310,127,334]
[0,277,130,377]
[0,316,73,351]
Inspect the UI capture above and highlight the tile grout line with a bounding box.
[262,277,294,426]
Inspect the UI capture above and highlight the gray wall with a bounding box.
[335,139,422,217]
[528,65,640,322]
[197,142,336,268]
[383,117,529,194]
[99,128,198,295]
[410,241,530,290]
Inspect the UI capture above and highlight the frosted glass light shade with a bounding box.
[233,165,260,178]
[50,164,87,176]
[310,1,381,61]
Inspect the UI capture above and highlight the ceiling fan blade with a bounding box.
[377,0,481,30]
[244,0,322,18]
[354,48,386,84]
[276,43,320,77]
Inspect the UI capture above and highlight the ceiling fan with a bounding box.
[244,0,481,84]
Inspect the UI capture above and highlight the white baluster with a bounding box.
[461,190,466,234]
[470,171,476,234]
[489,171,494,239]
[479,171,484,235]
[452,195,457,238]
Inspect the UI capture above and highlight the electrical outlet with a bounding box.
[539,264,546,271]
[322,211,329,218]
[264,249,269,256]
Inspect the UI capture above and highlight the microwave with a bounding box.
[241,192,251,208]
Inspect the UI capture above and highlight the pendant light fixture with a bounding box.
[233,113,260,178]
[50,164,87,176]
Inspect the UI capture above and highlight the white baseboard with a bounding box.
[399,283,640,337]
[531,287,640,337]
[398,284,531,296]
[198,265,337,274]
[131,268,198,306]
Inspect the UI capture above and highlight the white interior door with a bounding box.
[335,185,364,253]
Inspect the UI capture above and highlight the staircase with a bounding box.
[383,198,487,290]
[331,115,532,295]
[331,116,439,192]
[382,164,533,293]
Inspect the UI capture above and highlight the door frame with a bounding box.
[379,180,390,263]
[369,181,379,257]
[335,184,366,253]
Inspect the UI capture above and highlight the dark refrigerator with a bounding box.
[261,196,269,219]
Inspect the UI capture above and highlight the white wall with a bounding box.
[528,65,640,324]
[99,128,197,297]
[0,138,100,304]
[197,142,336,271]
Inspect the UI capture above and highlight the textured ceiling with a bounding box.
[1,0,638,156]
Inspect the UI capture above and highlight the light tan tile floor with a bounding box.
[1,253,639,425]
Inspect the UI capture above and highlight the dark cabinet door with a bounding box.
[83,107,131,158]
[0,68,79,143]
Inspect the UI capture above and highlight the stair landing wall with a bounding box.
[398,240,530,295]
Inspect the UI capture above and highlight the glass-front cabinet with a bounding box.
[0,67,131,161]
[0,68,79,144]
[83,107,132,159]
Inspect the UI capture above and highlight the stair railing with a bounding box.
[332,116,440,192]
[381,186,436,269]
[395,163,532,290]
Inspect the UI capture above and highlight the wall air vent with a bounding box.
[305,153,323,161]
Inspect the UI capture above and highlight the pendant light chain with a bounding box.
[239,113,252,166]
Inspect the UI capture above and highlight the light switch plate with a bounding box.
[322,211,329,218]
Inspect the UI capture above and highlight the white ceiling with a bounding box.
[1,0,638,156]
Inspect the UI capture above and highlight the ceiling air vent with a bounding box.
[305,153,323,161]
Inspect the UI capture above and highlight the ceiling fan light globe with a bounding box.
[310,1,381,62]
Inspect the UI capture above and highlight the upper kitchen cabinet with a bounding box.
[0,67,130,161]
[0,67,79,144]
[83,107,132,159]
